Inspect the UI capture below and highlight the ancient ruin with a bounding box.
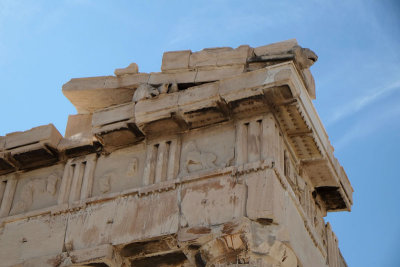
[0,39,352,266]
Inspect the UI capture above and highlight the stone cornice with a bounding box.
[0,41,352,219]
[0,62,352,213]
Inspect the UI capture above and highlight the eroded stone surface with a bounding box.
[114,63,139,76]
[180,123,235,175]
[0,41,352,267]
[9,164,63,216]
[92,144,146,196]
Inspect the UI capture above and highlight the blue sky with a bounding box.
[0,0,399,266]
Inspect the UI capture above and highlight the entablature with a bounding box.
[0,39,352,267]
[0,51,352,215]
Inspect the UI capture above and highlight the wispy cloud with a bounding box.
[334,101,400,150]
[327,79,400,126]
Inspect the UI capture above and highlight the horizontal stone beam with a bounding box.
[62,40,318,114]
[2,63,352,210]
[62,74,149,113]
[3,124,62,170]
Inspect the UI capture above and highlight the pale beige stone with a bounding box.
[281,182,329,266]
[161,50,191,71]
[92,144,146,196]
[5,124,61,150]
[188,45,251,68]
[189,49,218,68]
[326,223,340,267]
[93,121,143,150]
[58,114,97,157]
[178,82,228,128]
[134,93,182,136]
[339,167,353,205]
[198,233,246,264]
[180,123,235,175]
[135,90,179,120]
[132,84,160,102]
[62,74,149,113]
[0,214,67,266]
[302,159,339,188]
[219,67,269,101]
[142,137,181,185]
[64,200,117,250]
[92,103,143,150]
[4,124,62,170]
[246,169,284,224]
[195,65,245,83]
[0,174,17,217]
[57,154,97,204]
[235,115,282,166]
[114,73,150,87]
[92,102,135,128]
[293,46,318,69]
[114,62,139,76]
[301,68,316,99]
[111,191,180,244]
[216,45,252,66]
[65,85,133,114]
[11,253,65,267]
[180,175,245,226]
[9,164,64,216]
[268,240,298,267]
[64,114,92,138]
[178,82,219,107]
[254,39,298,56]
[148,70,196,84]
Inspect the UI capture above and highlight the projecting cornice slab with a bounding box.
[62,39,318,114]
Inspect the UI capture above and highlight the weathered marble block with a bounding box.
[9,164,64,216]
[62,74,149,113]
[0,151,15,175]
[92,144,146,196]
[135,93,183,136]
[178,82,228,129]
[5,124,62,170]
[58,113,100,157]
[92,102,143,150]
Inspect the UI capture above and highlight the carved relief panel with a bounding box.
[296,173,329,246]
[0,174,17,217]
[180,123,235,175]
[284,160,328,248]
[236,114,283,169]
[143,137,181,185]
[0,178,6,208]
[180,175,246,227]
[326,223,340,267]
[9,164,64,215]
[92,144,146,195]
[297,175,315,223]
[314,206,327,249]
[58,154,97,204]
